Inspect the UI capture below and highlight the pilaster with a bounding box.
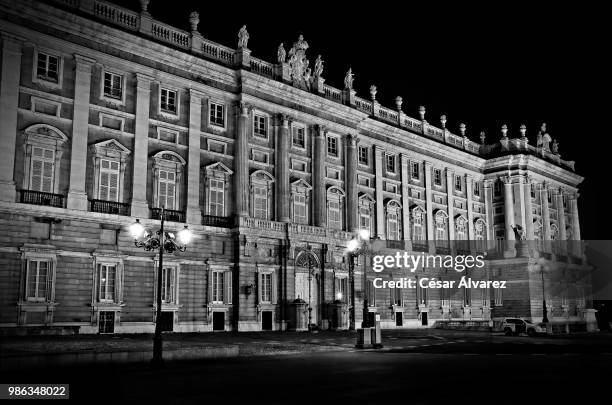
[424,161,434,246]
[465,174,474,240]
[556,188,567,241]
[234,102,250,217]
[276,115,290,222]
[186,90,202,224]
[67,54,96,210]
[483,180,495,245]
[523,177,535,240]
[400,154,412,248]
[345,133,358,232]
[445,169,455,241]
[313,125,326,227]
[374,146,385,239]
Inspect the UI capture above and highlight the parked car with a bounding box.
[501,318,547,336]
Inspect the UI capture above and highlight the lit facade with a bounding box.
[0,0,596,334]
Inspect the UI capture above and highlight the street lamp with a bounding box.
[534,258,550,323]
[301,245,317,333]
[347,229,376,330]
[130,207,192,367]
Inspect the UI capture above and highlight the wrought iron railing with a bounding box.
[151,208,186,223]
[202,215,233,228]
[90,199,130,216]
[20,190,64,208]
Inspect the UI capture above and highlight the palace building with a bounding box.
[0,0,597,334]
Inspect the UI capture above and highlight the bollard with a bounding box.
[355,327,372,349]
[371,314,383,348]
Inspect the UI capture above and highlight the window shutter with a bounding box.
[42,161,54,193]
[158,180,167,207]
[31,159,43,191]
[108,172,119,202]
[207,268,213,305]
[166,182,175,209]
[224,271,232,304]
[44,261,51,302]
[99,171,109,200]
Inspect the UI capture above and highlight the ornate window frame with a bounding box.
[385,199,402,241]
[455,215,468,240]
[252,110,270,140]
[204,162,233,217]
[255,265,278,325]
[250,170,275,220]
[291,179,312,225]
[358,193,375,236]
[100,67,127,106]
[22,124,69,193]
[17,244,58,325]
[158,85,180,119]
[326,186,345,230]
[91,252,126,323]
[32,47,64,90]
[434,209,449,241]
[89,139,131,203]
[474,218,487,241]
[152,151,186,210]
[153,260,181,312]
[208,100,226,129]
[411,205,426,241]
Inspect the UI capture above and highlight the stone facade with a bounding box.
[0,0,595,334]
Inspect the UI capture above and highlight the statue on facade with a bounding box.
[344,68,354,90]
[277,43,286,63]
[304,67,312,90]
[537,123,552,152]
[237,25,249,49]
[552,139,559,154]
[313,55,324,77]
[287,35,311,90]
[512,224,526,240]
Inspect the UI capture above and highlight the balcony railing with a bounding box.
[151,208,186,223]
[90,199,129,216]
[202,215,233,228]
[20,190,64,208]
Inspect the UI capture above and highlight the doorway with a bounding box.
[99,311,115,334]
[295,272,319,326]
[262,311,273,331]
[212,312,225,331]
[421,312,428,326]
[395,312,403,327]
[159,311,174,332]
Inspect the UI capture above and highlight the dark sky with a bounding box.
[118,0,607,239]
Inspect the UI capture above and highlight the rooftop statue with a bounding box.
[537,123,552,152]
[237,25,249,49]
[277,43,286,63]
[288,35,310,90]
[552,139,559,154]
[344,68,354,90]
[512,224,526,241]
[314,55,324,77]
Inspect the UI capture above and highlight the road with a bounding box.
[2,330,611,404]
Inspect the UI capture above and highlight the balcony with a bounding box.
[202,215,233,228]
[151,208,186,223]
[90,199,130,216]
[20,190,64,208]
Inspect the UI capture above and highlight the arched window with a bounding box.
[326,186,345,230]
[205,162,233,217]
[89,139,131,203]
[474,218,486,241]
[385,200,402,241]
[250,170,274,220]
[550,223,559,240]
[152,151,186,211]
[434,210,448,241]
[358,193,375,236]
[411,206,426,241]
[455,215,467,240]
[291,179,312,224]
[22,124,68,195]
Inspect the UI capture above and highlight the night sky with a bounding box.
[115,0,607,239]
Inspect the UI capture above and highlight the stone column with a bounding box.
[556,188,567,240]
[185,90,202,224]
[570,194,581,241]
[374,146,385,239]
[276,115,290,222]
[513,178,526,230]
[67,54,96,210]
[0,33,23,202]
[502,176,515,242]
[523,177,535,240]
[312,125,326,227]
[234,102,250,217]
[130,73,152,218]
[540,183,551,241]
[400,154,412,248]
[445,169,455,241]
[465,174,474,239]
[483,180,495,245]
[345,134,358,232]
[424,161,434,245]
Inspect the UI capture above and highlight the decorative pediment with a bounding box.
[291,178,312,190]
[23,123,68,147]
[433,208,448,218]
[384,198,402,209]
[326,185,345,197]
[410,204,425,213]
[90,139,131,159]
[358,192,375,203]
[153,150,186,165]
[250,169,274,182]
[455,214,468,223]
[205,161,233,175]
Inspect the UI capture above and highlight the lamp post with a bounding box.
[347,230,376,329]
[130,207,192,368]
[534,258,549,324]
[303,245,316,333]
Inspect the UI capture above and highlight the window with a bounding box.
[464,287,471,306]
[411,162,420,180]
[209,102,225,127]
[212,271,224,303]
[294,194,307,224]
[358,146,369,165]
[97,264,116,303]
[494,287,503,306]
[36,52,59,83]
[291,160,306,172]
[435,211,448,240]
[335,277,348,303]
[385,183,398,194]
[252,150,269,164]
[158,170,176,210]
[441,283,450,307]
[292,126,305,148]
[207,139,227,154]
[160,267,176,304]
[327,167,340,180]
[455,175,462,192]
[327,136,338,157]
[328,201,341,229]
[394,287,403,306]
[531,184,536,199]
[26,259,51,302]
[412,208,425,241]
[98,159,120,202]
[482,287,490,307]
[358,176,371,187]
[160,88,178,114]
[367,280,377,306]
[386,154,396,173]
[209,178,225,216]
[254,185,268,219]
[418,282,427,305]
[455,217,467,240]
[386,201,401,241]
[261,273,272,303]
[253,114,267,138]
[474,182,481,197]
[474,219,486,241]
[30,147,55,193]
[103,71,123,100]
[360,207,371,234]
[434,169,442,186]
